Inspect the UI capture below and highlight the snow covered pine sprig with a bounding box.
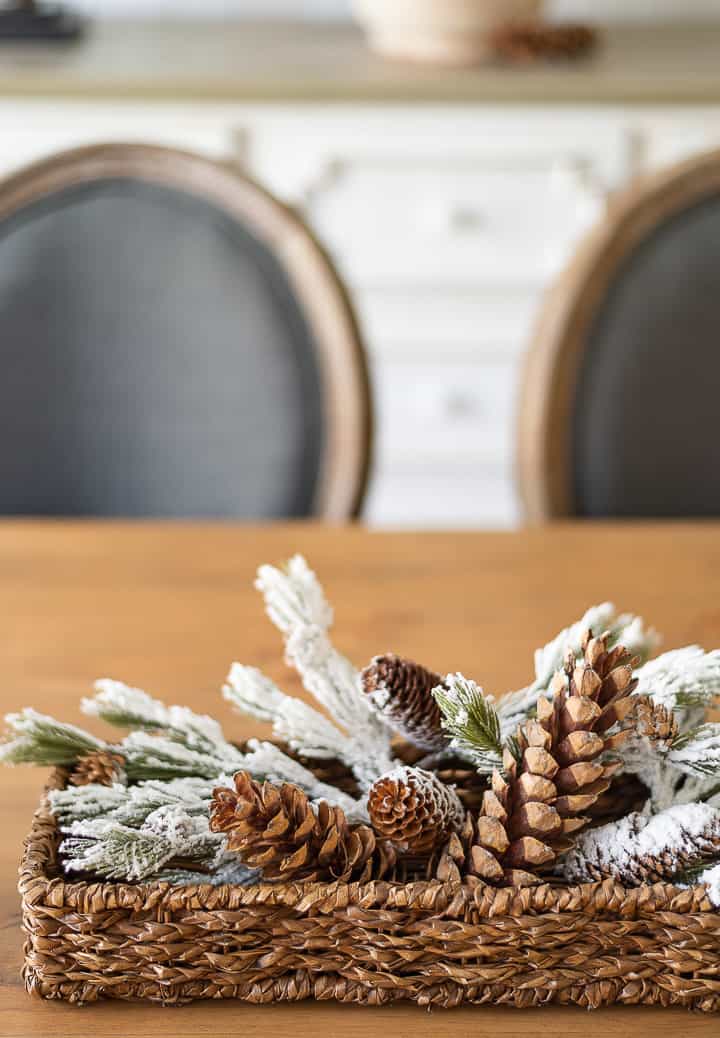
[2,559,720,902]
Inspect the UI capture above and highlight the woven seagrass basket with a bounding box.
[18,769,720,1010]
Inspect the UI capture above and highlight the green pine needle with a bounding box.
[433,673,504,774]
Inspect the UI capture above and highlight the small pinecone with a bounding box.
[632,695,679,747]
[489,22,598,63]
[210,771,396,883]
[69,750,126,787]
[362,654,447,752]
[367,766,465,853]
[435,629,638,887]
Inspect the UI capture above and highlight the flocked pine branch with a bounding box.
[0,709,109,767]
[119,730,245,781]
[59,805,224,882]
[634,648,720,720]
[497,604,660,738]
[668,724,720,778]
[433,674,504,774]
[254,556,394,787]
[49,775,223,828]
[83,680,235,754]
[223,664,357,761]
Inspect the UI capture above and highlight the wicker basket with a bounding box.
[18,769,720,1010]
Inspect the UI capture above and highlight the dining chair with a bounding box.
[0,143,371,519]
[517,148,720,521]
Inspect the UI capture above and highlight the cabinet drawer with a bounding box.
[357,286,541,359]
[365,458,519,529]
[371,357,518,465]
[306,156,603,287]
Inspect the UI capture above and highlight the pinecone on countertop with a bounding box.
[489,22,598,63]
[69,750,126,787]
[367,766,465,853]
[632,695,679,747]
[434,629,639,886]
[362,654,448,752]
[210,771,396,883]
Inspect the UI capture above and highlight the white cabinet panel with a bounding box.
[371,356,517,466]
[365,458,519,529]
[304,154,606,287]
[356,286,541,359]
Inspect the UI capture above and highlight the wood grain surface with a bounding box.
[1,520,719,1036]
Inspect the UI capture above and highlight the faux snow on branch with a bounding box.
[0,708,108,767]
[223,664,354,761]
[561,804,720,886]
[668,724,720,778]
[497,604,659,737]
[634,648,720,714]
[60,806,224,882]
[83,680,234,754]
[253,556,394,787]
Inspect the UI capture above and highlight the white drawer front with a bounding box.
[365,459,519,529]
[371,357,518,465]
[356,286,541,359]
[305,156,604,287]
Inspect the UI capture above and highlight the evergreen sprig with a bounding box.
[0,709,108,767]
[669,723,720,777]
[433,673,503,774]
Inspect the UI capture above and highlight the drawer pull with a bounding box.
[444,391,484,418]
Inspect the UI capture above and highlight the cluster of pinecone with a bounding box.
[205,629,678,889]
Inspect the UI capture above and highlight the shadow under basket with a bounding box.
[18,770,720,1010]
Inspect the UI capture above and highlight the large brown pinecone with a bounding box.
[210,771,396,883]
[362,654,447,752]
[435,629,639,887]
[69,750,126,787]
[367,766,465,853]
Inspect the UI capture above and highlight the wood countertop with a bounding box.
[1,520,720,1034]
[0,20,720,105]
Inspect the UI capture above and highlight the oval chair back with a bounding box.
[518,149,720,520]
[0,144,371,519]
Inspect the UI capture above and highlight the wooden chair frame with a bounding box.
[0,142,372,520]
[517,148,720,523]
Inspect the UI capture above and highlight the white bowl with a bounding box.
[353,0,544,66]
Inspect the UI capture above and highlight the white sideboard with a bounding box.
[1,21,719,527]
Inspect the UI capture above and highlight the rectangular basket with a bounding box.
[18,769,720,1011]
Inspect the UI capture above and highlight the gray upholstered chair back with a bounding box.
[0,145,371,519]
[518,150,720,521]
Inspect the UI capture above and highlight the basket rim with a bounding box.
[18,768,718,919]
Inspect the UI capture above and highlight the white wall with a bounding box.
[69,0,720,22]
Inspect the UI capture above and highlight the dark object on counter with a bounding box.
[489,22,598,63]
[0,1,84,41]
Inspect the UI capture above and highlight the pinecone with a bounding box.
[632,695,679,747]
[435,629,638,887]
[563,810,720,886]
[362,654,447,752]
[210,771,396,883]
[367,766,465,853]
[69,750,126,787]
[489,22,598,63]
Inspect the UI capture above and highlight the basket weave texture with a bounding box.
[18,770,720,1011]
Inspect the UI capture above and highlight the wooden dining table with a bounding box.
[1,520,719,1037]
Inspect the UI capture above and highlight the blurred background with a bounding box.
[1,0,719,528]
